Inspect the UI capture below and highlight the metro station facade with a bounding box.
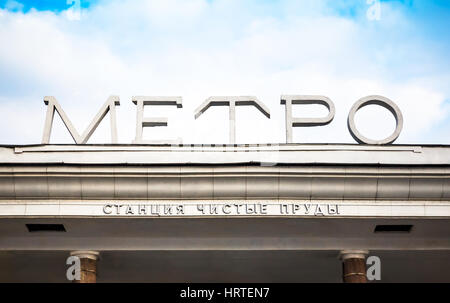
[0,95,449,282]
[0,143,449,282]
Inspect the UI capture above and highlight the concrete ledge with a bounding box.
[0,143,448,165]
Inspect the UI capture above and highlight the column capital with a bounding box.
[339,250,369,260]
[70,250,100,260]
[340,250,369,283]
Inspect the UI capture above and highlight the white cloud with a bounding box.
[0,0,448,145]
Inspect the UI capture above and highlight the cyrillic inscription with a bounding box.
[103,202,339,217]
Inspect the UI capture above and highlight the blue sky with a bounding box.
[0,0,93,12]
[0,0,449,145]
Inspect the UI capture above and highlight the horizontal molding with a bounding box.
[1,144,449,166]
[0,165,448,201]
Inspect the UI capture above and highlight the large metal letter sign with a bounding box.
[132,96,183,144]
[281,95,335,143]
[42,96,120,144]
[194,96,271,144]
[347,95,403,145]
[39,93,404,145]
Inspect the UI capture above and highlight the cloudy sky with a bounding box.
[0,0,449,145]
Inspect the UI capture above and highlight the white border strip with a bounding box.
[0,200,449,218]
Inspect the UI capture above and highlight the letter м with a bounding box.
[42,96,120,144]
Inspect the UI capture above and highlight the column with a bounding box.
[339,250,369,283]
[70,251,100,283]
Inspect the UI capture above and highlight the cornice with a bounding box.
[0,164,448,201]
